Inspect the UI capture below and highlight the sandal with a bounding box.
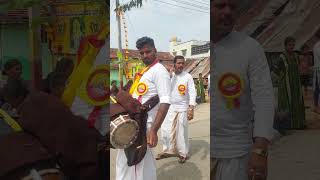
[155,152,171,160]
[178,156,188,163]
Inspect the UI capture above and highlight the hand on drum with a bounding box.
[147,129,158,148]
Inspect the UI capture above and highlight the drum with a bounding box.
[110,114,139,149]
[21,167,64,180]
[2,160,65,180]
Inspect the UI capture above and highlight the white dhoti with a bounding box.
[116,123,156,180]
[116,147,156,180]
[161,108,189,157]
[211,154,250,180]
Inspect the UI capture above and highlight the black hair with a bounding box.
[136,36,155,49]
[173,55,185,64]
[2,59,21,76]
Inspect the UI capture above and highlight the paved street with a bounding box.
[110,102,210,180]
[268,130,320,180]
[268,90,320,180]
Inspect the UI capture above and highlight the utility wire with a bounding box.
[169,0,209,10]
[154,0,209,14]
[192,0,209,5]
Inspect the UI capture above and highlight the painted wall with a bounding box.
[0,24,53,80]
[0,24,31,80]
[110,58,145,86]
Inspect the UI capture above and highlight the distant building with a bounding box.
[169,37,210,59]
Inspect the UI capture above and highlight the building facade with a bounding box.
[169,37,210,59]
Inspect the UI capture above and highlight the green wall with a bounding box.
[110,69,127,86]
[0,24,31,80]
[0,24,53,80]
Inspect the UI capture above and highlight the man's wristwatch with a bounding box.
[252,148,268,158]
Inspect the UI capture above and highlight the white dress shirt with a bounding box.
[132,62,171,124]
[211,31,275,158]
[170,71,196,112]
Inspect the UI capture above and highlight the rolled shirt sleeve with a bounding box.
[188,75,197,106]
[154,66,171,104]
[248,42,275,141]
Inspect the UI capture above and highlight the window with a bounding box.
[181,49,187,56]
[191,43,210,55]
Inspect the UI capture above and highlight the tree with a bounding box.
[117,0,145,12]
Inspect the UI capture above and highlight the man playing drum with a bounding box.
[116,36,171,180]
[211,0,275,180]
[157,55,196,163]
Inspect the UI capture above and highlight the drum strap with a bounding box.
[0,109,22,132]
[87,106,102,128]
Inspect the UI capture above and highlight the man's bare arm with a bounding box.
[147,103,170,147]
[151,103,170,132]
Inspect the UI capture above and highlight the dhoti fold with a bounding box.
[161,109,189,158]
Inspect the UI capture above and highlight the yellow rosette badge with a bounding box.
[178,84,186,95]
[218,73,244,110]
[136,82,148,96]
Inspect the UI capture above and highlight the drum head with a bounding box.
[110,119,139,149]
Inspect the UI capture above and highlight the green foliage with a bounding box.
[118,0,144,12]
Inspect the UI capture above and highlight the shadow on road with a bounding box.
[156,139,209,180]
[157,161,202,180]
[189,139,210,160]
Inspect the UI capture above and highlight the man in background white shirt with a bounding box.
[211,0,275,180]
[157,55,197,163]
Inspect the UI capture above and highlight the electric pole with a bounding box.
[116,0,123,90]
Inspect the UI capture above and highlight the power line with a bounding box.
[169,0,209,10]
[154,0,209,14]
[198,0,210,3]
[152,1,209,17]
[192,0,209,5]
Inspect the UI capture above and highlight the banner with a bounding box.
[51,2,108,55]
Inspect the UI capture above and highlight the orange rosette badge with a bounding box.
[218,73,244,109]
[136,82,148,96]
[178,84,186,95]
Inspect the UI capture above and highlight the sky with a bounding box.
[110,0,210,52]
